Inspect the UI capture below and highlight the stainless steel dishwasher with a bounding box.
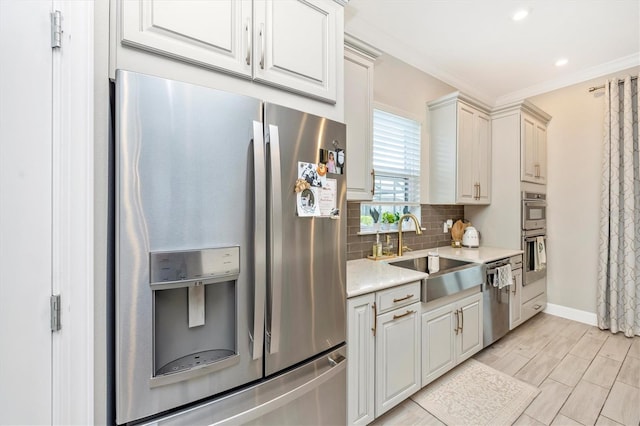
[483,255,522,347]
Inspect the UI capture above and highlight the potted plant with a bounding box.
[381,211,397,230]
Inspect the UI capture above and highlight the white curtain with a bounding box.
[597,75,640,337]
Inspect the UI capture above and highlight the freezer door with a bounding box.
[141,345,347,425]
[115,70,265,424]
[263,104,347,375]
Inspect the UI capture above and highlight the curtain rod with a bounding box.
[588,76,638,92]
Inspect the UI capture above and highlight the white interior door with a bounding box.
[0,1,53,424]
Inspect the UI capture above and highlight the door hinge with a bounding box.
[51,294,61,332]
[50,10,62,49]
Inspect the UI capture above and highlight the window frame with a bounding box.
[360,103,422,234]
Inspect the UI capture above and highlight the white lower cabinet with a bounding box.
[509,267,523,329]
[347,294,375,426]
[375,302,421,417]
[421,292,483,386]
[347,282,420,425]
[521,277,547,323]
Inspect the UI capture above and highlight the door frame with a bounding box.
[51,2,95,424]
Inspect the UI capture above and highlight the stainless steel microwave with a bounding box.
[522,192,546,230]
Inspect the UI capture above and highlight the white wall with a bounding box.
[373,54,455,202]
[529,66,639,314]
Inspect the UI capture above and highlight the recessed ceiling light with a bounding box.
[512,9,529,21]
[555,58,569,67]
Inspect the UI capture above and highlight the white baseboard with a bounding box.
[544,303,598,326]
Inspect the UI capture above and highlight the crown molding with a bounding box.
[344,33,381,60]
[491,99,552,123]
[427,91,492,114]
[495,53,640,106]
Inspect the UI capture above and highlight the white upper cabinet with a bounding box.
[521,112,548,184]
[253,0,339,102]
[456,103,491,203]
[121,1,253,77]
[344,35,380,201]
[119,0,341,103]
[428,92,491,205]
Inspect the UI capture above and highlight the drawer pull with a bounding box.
[393,310,415,320]
[533,304,542,310]
[393,294,414,303]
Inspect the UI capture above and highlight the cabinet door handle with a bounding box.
[371,303,377,336]
[371,169,375,195]
[393,310,415,320]
[460,308,464,332]
[512,277,517,294]
[454,310,459,335]
[245,18,251,66]
[393,294,414,303]
[259,23,265,69]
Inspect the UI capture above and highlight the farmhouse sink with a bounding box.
[390,256,484,302]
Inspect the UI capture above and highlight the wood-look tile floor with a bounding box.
[371,313,640,426]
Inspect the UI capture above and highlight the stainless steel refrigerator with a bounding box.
[114,70,346,425]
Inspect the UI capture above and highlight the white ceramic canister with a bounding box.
[427,252,439,273]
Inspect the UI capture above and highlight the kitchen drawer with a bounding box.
[376,282,420,314]
[521,292,546,323]
[522,276,545,302]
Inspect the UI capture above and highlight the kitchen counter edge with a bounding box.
[346,246,523,298]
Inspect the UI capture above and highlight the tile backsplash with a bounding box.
[347,202,464,261]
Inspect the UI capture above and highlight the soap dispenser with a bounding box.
[383,235,393,256]
[373,232,382,257]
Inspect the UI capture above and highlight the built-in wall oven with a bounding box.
[523,230,546,284]
[521,191,547,291]
[522,191,546,231]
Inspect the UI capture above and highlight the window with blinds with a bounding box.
[372,109,421,202]
[360,108,421,233]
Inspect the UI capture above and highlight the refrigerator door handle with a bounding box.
[267,124,283,355]
[251,121,267,360]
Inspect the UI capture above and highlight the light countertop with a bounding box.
[347,258,428,298]
[422,246,523,264]
[346,246,523,298]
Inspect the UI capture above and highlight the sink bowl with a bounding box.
[390,256,484,302]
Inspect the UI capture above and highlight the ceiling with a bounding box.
[344,0,640,106]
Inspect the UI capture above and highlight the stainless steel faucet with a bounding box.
[398,213,423,256]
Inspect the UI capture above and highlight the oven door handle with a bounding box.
[524,236,546,243]
[523,200,547,208]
